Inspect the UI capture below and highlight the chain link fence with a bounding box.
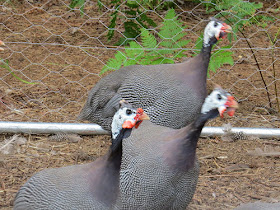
[0,0,279,129]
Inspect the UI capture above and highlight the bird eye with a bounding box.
[214,22,218,27]
[126,109,132,115]
[217,94,222,100]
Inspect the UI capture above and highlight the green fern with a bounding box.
[101,9,190,74]
[208,47,234,73]
[103,0,157,44]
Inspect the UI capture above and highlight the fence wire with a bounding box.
[0,0,279,129]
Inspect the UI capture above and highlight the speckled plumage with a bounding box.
[14,160,119,210]
[116,88,237,210]
[117,121,200,210]
[79,19,231,131]
[13,103,142,210]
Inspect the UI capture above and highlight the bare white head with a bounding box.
[203,18,232,47]
[111,100,149,139]
[201,86,238,117]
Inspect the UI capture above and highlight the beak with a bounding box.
[138,112,150,121]
[221,23,232,33]
[134,109,150,129]
[216,23,232,40]
[225,96,238,109]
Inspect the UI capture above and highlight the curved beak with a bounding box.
[134,109,150,128]
[216,23,232,40]
[138,112,150,121]
[221,23,232,33]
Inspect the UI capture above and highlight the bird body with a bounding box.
[117,121,200,210]
[117,87,238,209]
[13,101,149,210]
[14,159,118,210]
[79,18,232,131]
[81,61,206,130]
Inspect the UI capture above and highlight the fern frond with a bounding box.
[158,9,187,43]
[100,51,127,74]
[208,46,234,74]
[140,28,157,49]
[125,41,144,58]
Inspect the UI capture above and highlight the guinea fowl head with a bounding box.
[201,86,238,119]
[111,100,149,140]
[203,18,232,47]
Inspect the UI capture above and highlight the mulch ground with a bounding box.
[0,1,280,209]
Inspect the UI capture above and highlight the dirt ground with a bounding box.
[0,1,280,209]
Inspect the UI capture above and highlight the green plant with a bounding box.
[100,9,189,74]
[266,27,280,112]
[69,0,86,15]
[100,9,234,75]
[105,0,157,45]
[0,60,36,84]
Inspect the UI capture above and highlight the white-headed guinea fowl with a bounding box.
[116,86,238,209]
[13,100,149,210]
[78,18,232,131]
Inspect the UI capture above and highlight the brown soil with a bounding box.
[0,1,280,209]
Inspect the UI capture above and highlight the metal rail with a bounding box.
[0,121,279,138]
[0,121,109,135]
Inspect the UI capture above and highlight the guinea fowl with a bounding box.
[13,100,149,210]
[117,86,238,209]
[79,18,232,131]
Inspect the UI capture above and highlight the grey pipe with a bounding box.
[0,121,279,138]
[0,121,109,135]
[201,127,280,139]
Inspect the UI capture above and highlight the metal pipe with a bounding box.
[0,121,109,135]
[0,121,279,138]
[201,127,280,139]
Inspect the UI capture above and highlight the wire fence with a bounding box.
[0,0,279,130]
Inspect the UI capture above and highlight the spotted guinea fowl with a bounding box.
[13,101,149,210]
[78,18,232,131]
[116,86,238,209]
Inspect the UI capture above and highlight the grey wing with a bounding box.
[102,94,122,118]
[78,69,129,131]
